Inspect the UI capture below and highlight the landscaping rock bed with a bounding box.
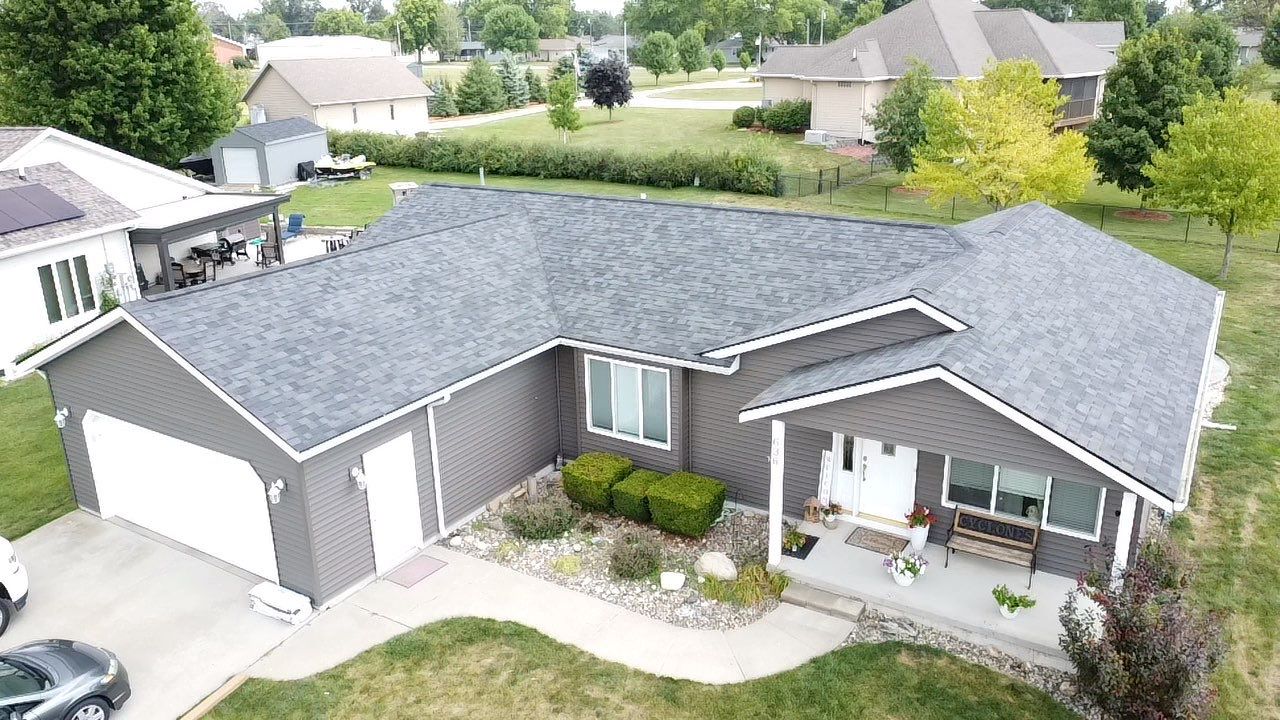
[446,480,778,630]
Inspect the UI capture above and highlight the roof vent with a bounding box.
[16,166,25,180]
[850,49,857,59]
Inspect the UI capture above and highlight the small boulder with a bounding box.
[447,535,463,548]
[694,551,738,581]
[660,571,686,591]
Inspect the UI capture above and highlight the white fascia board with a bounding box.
[1174,289,1226,512]
[2,128,214,196]
[563,338,740,374]
[702,297,967,360]
[738,365,1176,512]
[14,309,129,373]
[0,220,135,261]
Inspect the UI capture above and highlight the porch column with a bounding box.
[1111,491,1138,580]
[157,239,175,291]
[768,419,786,568]
[271,210,285,265]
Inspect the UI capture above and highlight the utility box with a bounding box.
[803,129,830,145]
[249,582,313,625]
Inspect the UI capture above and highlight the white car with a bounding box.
[0,536,29,637]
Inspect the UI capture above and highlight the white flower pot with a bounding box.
[998,604,1021,620]
[822,516,839,529]
[892,570,916,587]
[909,525,929,553]
[660,571,686,591]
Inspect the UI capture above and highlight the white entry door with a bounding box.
[831,434,919,524]
[362,432,424,574]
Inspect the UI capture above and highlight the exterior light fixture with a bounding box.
[266,478,286,505]
[350,466,367,491]
[53,407,69,429]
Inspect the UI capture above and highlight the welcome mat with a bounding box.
[846,527,907,555]
[387,554,447,588]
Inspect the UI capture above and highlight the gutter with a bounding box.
[1173,290,1227,512]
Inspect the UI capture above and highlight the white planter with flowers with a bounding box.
[883,552,928,588]
[992,584,1037,620]
[904,504,938,553]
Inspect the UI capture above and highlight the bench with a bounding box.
[945,508,1039,588]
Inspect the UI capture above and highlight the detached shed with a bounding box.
[210,117,328,187]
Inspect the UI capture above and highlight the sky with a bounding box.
[215,0,625,19]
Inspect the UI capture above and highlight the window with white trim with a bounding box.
[37,255,95,324]
[585,355,670,447]
[943,456,1105,539]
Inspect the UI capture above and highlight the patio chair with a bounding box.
[216,239,235,266]
[170,262,189,289]
[280,213,305,240]
[233,239,250,262]
[258,242,280,268]
[135,262,149,291]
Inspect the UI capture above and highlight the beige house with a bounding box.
[243,56,434,137]
[758,0,1117,142]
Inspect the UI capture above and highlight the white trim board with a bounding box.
[582,353,672,451]
[1175,290,1226,512]
[701,296,967,359]
[0,220,135,261]
[0,127,215,196]
[738,365,1177,512]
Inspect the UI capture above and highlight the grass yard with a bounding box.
[418,63,752,91]
[445,107,834,172]
[0,375,75,538]
[210,618,1076,719]
[653,86,763,101]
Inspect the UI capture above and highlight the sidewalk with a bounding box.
[249,546,854,684]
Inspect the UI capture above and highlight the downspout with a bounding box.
[425,394,451,537]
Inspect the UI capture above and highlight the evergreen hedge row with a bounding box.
[329,131,783,196]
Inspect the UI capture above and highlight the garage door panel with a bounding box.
[83,411,280,582]
[222,147,260,185]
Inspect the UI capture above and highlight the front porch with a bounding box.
[778,518,1077,665]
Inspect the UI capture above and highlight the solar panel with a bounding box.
[0,183,85,234]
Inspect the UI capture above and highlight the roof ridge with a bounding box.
[925,0,967,77]
[1017,9,1064,75]
[509,203,569,336]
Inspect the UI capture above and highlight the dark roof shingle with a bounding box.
[0,163,137,253]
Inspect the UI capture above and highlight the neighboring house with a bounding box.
[1060,21,1126,53]
[211,34,248,65]
[1235,28,1263,64]
[758,0,1116,141]
[456,41,504,62]
[254,35,399,65]
[0,163,136,377]
[537,37,582,62]
[210,117,328,187]
[0,127,290,316]
[22,185,1222,618]
[243,57,434,136]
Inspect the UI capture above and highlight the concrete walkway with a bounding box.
[250,546,854,684]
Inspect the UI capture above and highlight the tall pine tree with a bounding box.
[497,56,530,108]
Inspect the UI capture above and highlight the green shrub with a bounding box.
[562,452,633,511]
[700,563,788,606]
[612,469,665,522]
[326,131,783,196]
[731,105,757,128]
[502,495,578,539]
[760,99,811,132]
[646,471,726,537]
[609,531,663,579]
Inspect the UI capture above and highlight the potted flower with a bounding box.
[991,584,1037,619]
[904,504,937,553]
[783,527,808,553]
[820,503,844,529]
[882,551,928,587]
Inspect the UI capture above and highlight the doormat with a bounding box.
[846,527,907,555]
[387,554,447,588]
[782,533,819,560]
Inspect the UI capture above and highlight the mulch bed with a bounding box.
[1114,209,1173,222]
[782,533,820,560]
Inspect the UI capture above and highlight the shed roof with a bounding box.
[233,117,325,145]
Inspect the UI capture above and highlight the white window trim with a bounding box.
[583,353,671,451]
[940,456,1105,542]
[39,255,93,325]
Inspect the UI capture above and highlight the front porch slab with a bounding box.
[778,520,1077,668]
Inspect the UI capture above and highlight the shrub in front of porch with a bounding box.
[611,469,665,522]
[646,471,727,537]
[562,452,633,512]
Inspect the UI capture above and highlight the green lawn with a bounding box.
[0,376,75,538]
[210,618,1077,719]
[653,86,763,101]
[444,107,835,172]
[418,63,752,91]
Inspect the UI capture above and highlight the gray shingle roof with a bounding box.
[251,57,433,105]
[1060,21,1125,49]
[759,0,1116,79]
[121,187,1219,505]
[0,163,137,253]
[233,117,325,144]
[0,127,45,163]
[745,203,1220,501]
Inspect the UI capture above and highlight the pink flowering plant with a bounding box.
[882,551,929,578]
[904,504,938,528]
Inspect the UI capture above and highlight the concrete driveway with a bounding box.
[4,512,299,719]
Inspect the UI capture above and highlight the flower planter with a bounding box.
[908,525,929,553]
[892,570,917,587]
[821,515,839,530]
[998,604,1021,620]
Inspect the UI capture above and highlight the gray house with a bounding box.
[210,117,328,187]
[21,186,1222,609]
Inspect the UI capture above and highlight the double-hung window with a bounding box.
[585,355,670,448]
[943,456,1105,540]
[37,255,95,324]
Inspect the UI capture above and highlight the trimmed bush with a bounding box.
[612,469,665,522]
[760,99,811,133]
[503,495,578,539]
[561,452,633,511]
[609,531,663,579]
[731,105,757,128]
[327,131,783,196]
[646,471,727,537]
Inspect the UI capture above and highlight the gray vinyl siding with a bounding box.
[245,68,314,123]
[211,133,328,187]
[41,322,315,598]
[560,347,685,473]
[300,410,438,602]
[435,349,560,526]
[555,346,578,459]
[913,450,1123,578]
[782,425,831,516]
[689,310,951,511]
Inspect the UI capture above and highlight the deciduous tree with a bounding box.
[850,0,883,26]
[313,8,368,34]
[482,4,539,54]
[636,31,679,84]
[1262,10,1280,67]
[983,0,1073,21]
[399,0,445,61]
[261,0,323,33]
[710,48,727,74]
[676,29,711,80]
[1080,0,1145,37]
[431,3,464,59]
[1155,13,1237,92]
[0,0,237,167]
[1146,88,1280,279]
[583,54,632,118]
[738,49,751,70]
[866,59,939,172]
[547,74,582,142]
[907,59,1093,211]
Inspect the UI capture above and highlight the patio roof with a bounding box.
[129,192,290,244]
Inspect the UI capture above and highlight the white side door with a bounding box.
[830,434,859,511]
[857,439,918,523]
[362,432,424,574]
[221,147,260,184]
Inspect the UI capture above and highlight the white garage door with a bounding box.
[221,147,261,185]
[82,411,280,582]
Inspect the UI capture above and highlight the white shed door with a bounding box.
[362,432,424,574]
[221,147,260,184]
[82,410,280,582]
